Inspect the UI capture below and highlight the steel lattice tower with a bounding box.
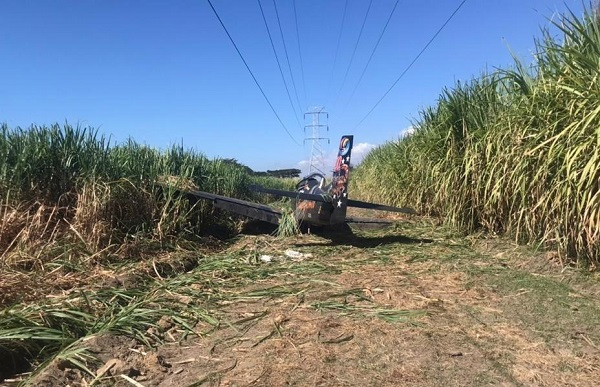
[304,106,329,175]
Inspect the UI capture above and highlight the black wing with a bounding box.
[346,199,416,215]
[250,185,331,203]
[183,189,281,224]
[251,185,416,215]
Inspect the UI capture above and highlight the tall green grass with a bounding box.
[0,123,252,258]
[249,175,296,192]
[0,123,249,204]
[353,8,600,265]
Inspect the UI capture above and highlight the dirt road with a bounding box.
[25,219,600,386]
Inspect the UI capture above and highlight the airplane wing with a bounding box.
[162,183,416,230]
[344,217,396,224]
[251,185,416,215]
[346,199,417,215]
[182,189,281,224]
[249,185,331,203]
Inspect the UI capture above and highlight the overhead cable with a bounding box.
[257,0,302,128]
[206,0,300,145]
[333,0,374,107]
[344,0,401,110]
[353,0,468,130]
[272,0,304,114]
[293,0,308,107]
[326,0,349,106]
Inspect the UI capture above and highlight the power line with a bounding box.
[343,0,401,110]
[326,0,349,106]
[272,0,304,114]
[353,0,468,130]
[333,0,373,108]
[293,0,308,106]
[206,0,300,145]
[257,0,302,128]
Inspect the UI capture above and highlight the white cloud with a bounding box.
[297,157,326,177]
[401,125,416,137]
[351,142,377,164]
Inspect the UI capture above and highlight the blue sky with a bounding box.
[0,0,587,172]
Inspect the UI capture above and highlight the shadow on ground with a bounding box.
[240,220,278,235]
[298,233,434,248]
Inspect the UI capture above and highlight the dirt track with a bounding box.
[17,219,600,386]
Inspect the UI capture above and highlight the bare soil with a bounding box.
[4,217,600,386]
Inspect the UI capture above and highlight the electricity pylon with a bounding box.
[304,106,329,175]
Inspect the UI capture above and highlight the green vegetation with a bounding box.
[276,208,301,237]
[3,6,600,385]
[0,123,300,264]
[0,122,307,382]
[2,213,598,384]
[353,8,600,265]
[249,174,296,192]
[0,123,252,203]
[0,123,251,247]
[0,227,425,383]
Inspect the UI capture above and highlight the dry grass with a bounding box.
[0,201,68,267]
[2,218,600,385]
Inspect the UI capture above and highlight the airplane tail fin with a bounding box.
[329,135,353,224]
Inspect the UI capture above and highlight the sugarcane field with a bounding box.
[1,1,600,386]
